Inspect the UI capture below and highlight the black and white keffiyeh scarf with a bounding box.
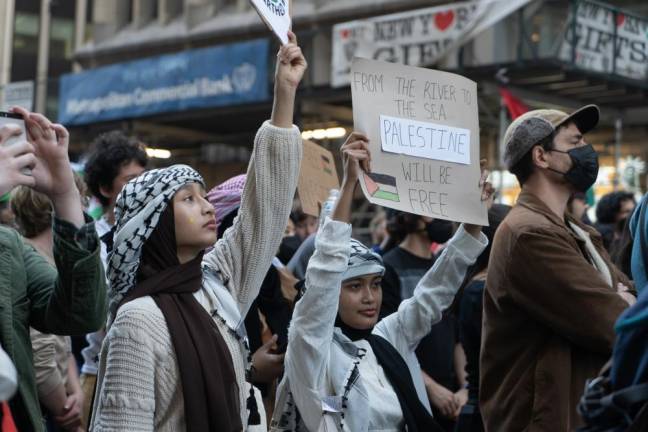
[107,164,204,324]
[106,164,246,431]
[336,239,443,432]
[342,239,385,282]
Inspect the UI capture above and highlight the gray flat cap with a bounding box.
[503,104,600,170]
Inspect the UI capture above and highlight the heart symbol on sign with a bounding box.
[435,11,455,31]
[616,13,625,27]
[341,29,350,39]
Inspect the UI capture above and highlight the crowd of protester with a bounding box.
[0,34,647,432]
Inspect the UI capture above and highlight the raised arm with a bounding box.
[202,32,306,316]
[13,107,84,228]
[11,108,106,334]
[25,220,106,334]
[284,133,368,429]
[331,132,370,224]
[376,226,487,352]
[284,220,351,421]
[375,162,493,352]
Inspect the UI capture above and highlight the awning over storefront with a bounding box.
[58,38,270,126]
[476,0,648,110]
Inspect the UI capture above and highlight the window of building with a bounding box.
[11,1,40,82]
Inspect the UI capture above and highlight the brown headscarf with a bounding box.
[120,205,242,432]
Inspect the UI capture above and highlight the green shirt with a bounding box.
[0,216,106,432]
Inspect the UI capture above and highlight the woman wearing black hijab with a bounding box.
[271,134,492,431]
[92,33,308,432]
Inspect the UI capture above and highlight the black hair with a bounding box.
[510,121,582,186]
[469,204,511,278]
[610,217,632,279]
[510,132,555,186]
[568,192,587,208]
[595,191,636,225]
[84,131,148,207]
[449,204,512,313]
[382,210,424,253]
[217,207,239,239]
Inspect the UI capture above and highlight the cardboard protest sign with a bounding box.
[249,0,291,45]
[351,58,487,225]
[298,139,340,217]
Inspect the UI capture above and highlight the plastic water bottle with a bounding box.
[319,189,340,228]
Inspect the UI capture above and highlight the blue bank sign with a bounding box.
[59,39,269,125]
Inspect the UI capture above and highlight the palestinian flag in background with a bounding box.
[364,172,400,202]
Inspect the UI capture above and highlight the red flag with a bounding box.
[1,402,17,432]
[499,88,528,119]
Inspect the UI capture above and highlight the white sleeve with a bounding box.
[284,219,351,430]
[376,225,487,352]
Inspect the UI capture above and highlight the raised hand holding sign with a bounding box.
[351,58,488,226]
[249,0,291,45]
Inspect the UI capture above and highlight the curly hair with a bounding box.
[84,131,148,206]
[595,191,635,225]
[380,210,424,252]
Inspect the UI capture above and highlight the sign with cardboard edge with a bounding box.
[351,57,488,226]
[297,139,340,217]
[249,0,292,45]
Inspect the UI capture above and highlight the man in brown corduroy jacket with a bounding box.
[480,105,635,432]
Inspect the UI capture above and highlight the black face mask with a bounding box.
[425,219,454,244]
[548,144,599,192]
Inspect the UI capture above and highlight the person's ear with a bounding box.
[532,145,550,169]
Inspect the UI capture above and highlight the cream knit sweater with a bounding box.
[91,121,303,432]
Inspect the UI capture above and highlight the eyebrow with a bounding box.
[178,182,204,192]
[177,184,194,193]
[344,278,362,284]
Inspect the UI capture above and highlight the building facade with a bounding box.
[0,0,646,209]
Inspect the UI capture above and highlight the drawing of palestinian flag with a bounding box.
[364,172,400,202]
[321,154,334,176]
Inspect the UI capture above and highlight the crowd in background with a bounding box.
[0,35,647,432]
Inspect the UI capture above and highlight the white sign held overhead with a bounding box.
[352,58,487,225]
[331,0,533,87]
[249,0,291,45]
